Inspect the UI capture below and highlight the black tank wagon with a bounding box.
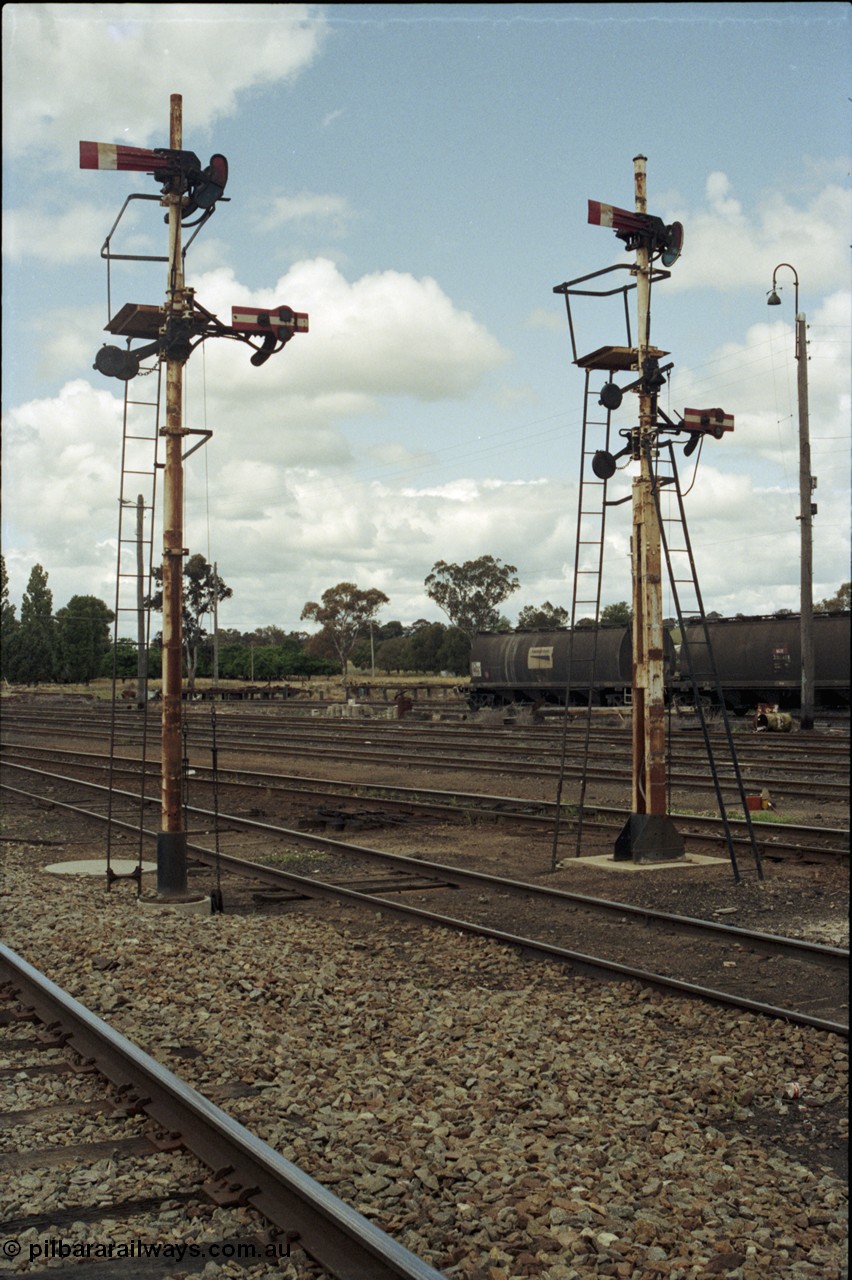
[679,612,851,713]
[469,626,674,709]
[468,613,850,715]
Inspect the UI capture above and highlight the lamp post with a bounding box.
[767,263,815,731]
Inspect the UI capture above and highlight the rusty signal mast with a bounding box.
[81,94,308,900]
[554,156,757,872]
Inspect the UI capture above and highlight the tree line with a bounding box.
[3,552,847,687]
[1,560,116,686]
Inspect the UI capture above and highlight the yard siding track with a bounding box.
[1,943,445,1280]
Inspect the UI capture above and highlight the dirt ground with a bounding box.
[233,748,850,949]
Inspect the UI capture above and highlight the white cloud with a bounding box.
[3,203,115,263]
[665,175,851,293]
[3,19,849,644]
[2,4,327,163]
[189,257,510,410]
[525,307,563,332]
[1,252,516,629]
[705,171,742,218]
[4,193,209,268]
[4,370,848,632]
[256,193,354,235]
[665,289,851,467]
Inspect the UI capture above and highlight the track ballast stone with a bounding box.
[1,834,848,1280]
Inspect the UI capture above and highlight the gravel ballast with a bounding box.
[1,833,848,1280]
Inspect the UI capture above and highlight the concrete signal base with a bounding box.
[614,814,685,863]
[139,893,211,916]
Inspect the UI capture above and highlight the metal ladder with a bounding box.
[105,363,163,891]
[552,366,621,862]
[649,439,763,881]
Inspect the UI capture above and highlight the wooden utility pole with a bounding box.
[158,93,189,896]
[767,269,814,732]
[796,312,815,731]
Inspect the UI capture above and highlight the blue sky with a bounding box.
[2,3,850,636]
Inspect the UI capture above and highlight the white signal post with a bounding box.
[158,93,190,897]
[561,162,702,859]
[616,156,684,861]
[630,156,668,821]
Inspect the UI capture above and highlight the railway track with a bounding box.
[2,745,848,865]
[5,701,849,754]
[0,944,445,1280]
[2,770,847,1035]
[3,705,849,802]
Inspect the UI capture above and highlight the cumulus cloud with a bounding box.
[2,12,848,638]
[666,290,851,467]
[3,203,116,264]
[665,174,851,292]
[188,257,510,415]
[2,4,326,164]
[1,252,516,629]
[255,193,354,236]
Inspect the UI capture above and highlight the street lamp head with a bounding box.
[766,289,782,306]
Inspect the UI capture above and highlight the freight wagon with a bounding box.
[468,613,850,714]
[679,612,850,713]
[468,625,659,709]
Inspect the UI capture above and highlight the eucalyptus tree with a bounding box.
[301,582,389,686]
[425,555,519,644]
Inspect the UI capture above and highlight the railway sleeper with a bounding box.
[300,806,414,832]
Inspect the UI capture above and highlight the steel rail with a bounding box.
[2,761,848,961]
[3,761,849,963]
[4,702,850,743]
[0,943,446,1280]
[7,710,852,770]
[4,731,846,801]
[5,719,850,790]
[3,747,848,863]
[3,775,847,1034]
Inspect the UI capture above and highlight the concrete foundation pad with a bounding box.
[45,859,156,876]
[138,894,212,916]
[570,853,729,873]
[138,896,211,916]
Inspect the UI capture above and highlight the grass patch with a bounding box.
[264,849,330,867]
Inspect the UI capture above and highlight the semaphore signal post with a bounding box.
[623,155,679,857]
[554,155,760,874]
[81,94,308,900]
